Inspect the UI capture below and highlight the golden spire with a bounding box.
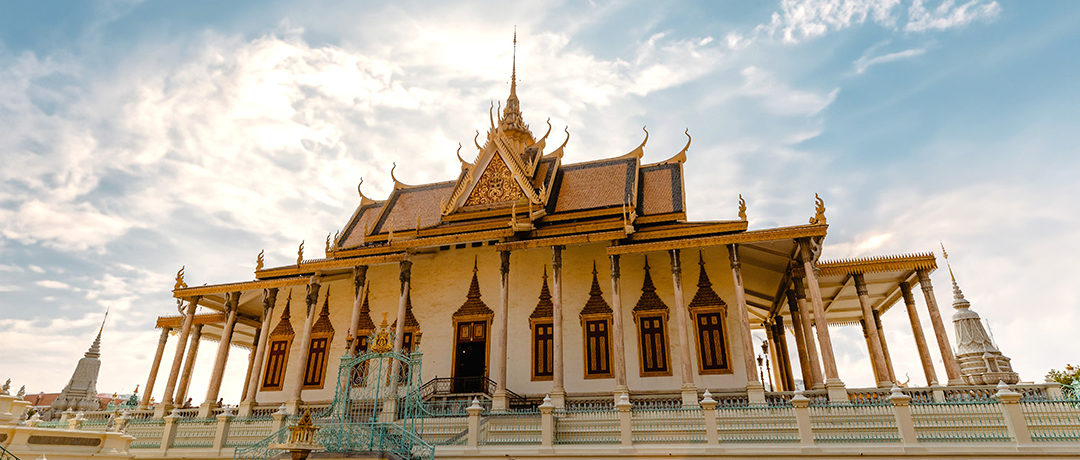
[499,28,529,139]
[940,241,955,283]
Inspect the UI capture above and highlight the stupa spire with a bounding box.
[499,28,529,139]
[941,243,969,309]
[86,308,108,359]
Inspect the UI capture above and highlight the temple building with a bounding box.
[137,41,1018,419]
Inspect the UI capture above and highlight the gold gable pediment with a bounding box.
[464,153,527,206]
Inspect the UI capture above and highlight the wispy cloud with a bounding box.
[854,47,927,74]
[34,280,75,290]
[906,0,1001,32]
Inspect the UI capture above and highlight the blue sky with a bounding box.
[1,0,1078,401]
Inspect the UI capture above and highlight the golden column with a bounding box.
[900,281,938,385]
[873,310,897,383]
[157,296,199,417]
[174,324,204,406]
[799,239,846,402]
[550,246,565,408]
[792,278,824,389]
[916,269,962,385]
[608,254,629,401]
[202,291,240,417]
[139,327,171,410]
[853,274,890,387]
[727,245,764,403]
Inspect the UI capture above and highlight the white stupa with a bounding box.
[49,310,109,414]
[946,247,1019,385]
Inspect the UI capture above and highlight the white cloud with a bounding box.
[34,280,74,290]
[853,47,926,74]
[0,285,21,292]
[0,264,22,272]
[738,66,840,116]
[906,0,1001,32]
[28,265,45,273]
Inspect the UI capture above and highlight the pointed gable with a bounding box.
[356,288,375,332]
[453,260,494,318]
[689,252,727,311]
[311,288,334,335]
[633,257,668,312]
[580,261,612,316]
[530,267,553,319]
[392,287,421,330]
[270,294,295,338]
[464,153,527,206]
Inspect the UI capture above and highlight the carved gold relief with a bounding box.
[464,154,525,206]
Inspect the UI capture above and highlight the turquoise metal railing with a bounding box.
[716,402,799,443]
[0,444,20,460]
[171,418,217,448]
[418,416,469,446]
[232,422,292,459]
[80,418,111,432]
[554,404,620,444]
[1021,398,1080,442]
[910,400,1010,442]
[126,418,167,449]
[809,402,901,443]
[631,400,705,444]
[480,408,541,445]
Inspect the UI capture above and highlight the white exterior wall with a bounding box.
[253,243,753,404]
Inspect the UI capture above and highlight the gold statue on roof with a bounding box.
[297,241,305,266]
[174,266,187,290]
[809,193,827,225]
[738,194,747,221]
[256,250,264,271]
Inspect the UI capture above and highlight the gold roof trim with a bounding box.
[155,313,227,329]
[172,276,310,298]
[642,129,690,166]
[495,229,626,252]
[619,126,648,159]
[333,228,514,258]
[257,253,408,278]
[811,252,937,277]
[607,223,828,255]
[628,220,747,241]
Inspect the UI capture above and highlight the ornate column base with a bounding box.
[612,385,629,405]
[237,401,254,417]
[153,402,173,419]
[947,378,965,386]
[490,390,508,412]
[877,380,894,389]
[197,401,215,418]
[825,378,848,403]
[746,381,766,405]
[284,399,302,415]
[680,383,699,406]
[549,388,566,409]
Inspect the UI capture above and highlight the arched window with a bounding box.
[303,290,335,389]
[689,253,731,374]
[580,263,613,379]
[633,258,671,377]
[262,295,295,391]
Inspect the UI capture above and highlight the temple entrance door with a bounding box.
[453,320,488,393]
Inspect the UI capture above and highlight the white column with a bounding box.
[347,267,368,354]
[157,297,199,416]
[670,249,698,405]
[240,288,277,415]
[728,244,764,403]
[550,246,565,408]
[139,328,171,410]
[799,239,846,402]
[608,254,628,401]
[201,291,240,416]
[287,280,320,413]
[492,250,511,411]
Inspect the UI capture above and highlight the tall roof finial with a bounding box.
[940,241,955,283]
[512,26,517,96]
[941,242,970,309]
[86,307,108,359]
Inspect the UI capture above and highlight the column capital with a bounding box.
[899,281,915,304]
[852,273,868,296]
[785,290,800,313]
[609,254,621,279]
[792,277,807,300]
[916,268,932,287]
[399,259,413,285]
[262,288,278,315]
[726,244,740,270]
[670,248,682,275]
[552,245,563,269]
[499,250,511,275]
[353,266,368,295]
[305,280,321,315]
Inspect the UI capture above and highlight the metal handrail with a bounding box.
[418,377,530,408]
[0,444,20,460]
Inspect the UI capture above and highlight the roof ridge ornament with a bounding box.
[621,125,648,159]
[809,193,827,225]
[297,241,305,266]
[941,242,970,309]
[256,250,264,272]
[738,194,747,221]
[174,266,187,290]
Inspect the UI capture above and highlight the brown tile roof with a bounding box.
[453,260,494,318]
[529,267,553,319]
[689,252,727,311]
[633,257,668,312]
[392,287,421,330]
[340,202,384,248]
[580,262,612,316]
[638,163,683,215]
[269,295,295,338]
[311,288,334,335]
[551,158,636,213]
[374,181,456,233]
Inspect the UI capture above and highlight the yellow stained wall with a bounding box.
[253,243,752,404]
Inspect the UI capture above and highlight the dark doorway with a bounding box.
[453,320,488,393]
